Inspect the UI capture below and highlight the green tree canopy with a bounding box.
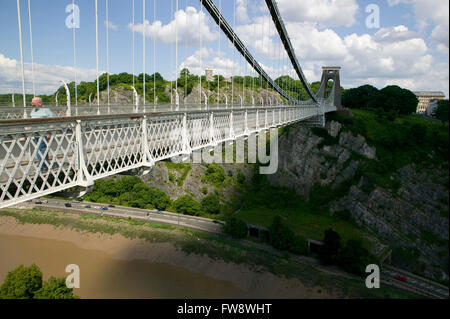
[269,215,295,251]
[342,84,379,109]
[337,239,374,276]
[318,228,341,265]
[0,264,42,299]
[223,216,248,239]
[173,195,201,216]
[0,264,78,299]
[200,194,221,214]
[433,100,449,122]
[34,277,78,299]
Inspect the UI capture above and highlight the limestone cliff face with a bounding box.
[135,117,448,282]
[141,163,253,203]
[267,122,376,199]
[267,121,449,283]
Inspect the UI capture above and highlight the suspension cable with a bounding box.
[72,0,77,105]
[106,0,110,107]
[231,0,236,107]
[95,0,100,108]
[16,0,27,110]
[199,0,203,107]
[175,0,178,110]
[143,0,146,108]
[185,0,187,108]
[217,0,221,108]
[132,0,135,106]
[27,0,35,97]
[170,0,173,108]
[153,0,156,110]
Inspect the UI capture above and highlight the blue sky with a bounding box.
[0,0,448,96]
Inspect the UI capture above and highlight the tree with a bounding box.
[180,68,190,77]
[34,277,78,299]
[376,85,418,115]
[269,216,295,251]
[223,216,248,238]
[433,100,449,123]
[318,229,341,265]
[201,194,221,214]
[342,85,379,109]
[290,234,309,255]
[0,264,42,299]
[173,195,201,216]
[236,171,246,184]
[337,239,373,276]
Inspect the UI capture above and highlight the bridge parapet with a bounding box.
[0,103,335,209]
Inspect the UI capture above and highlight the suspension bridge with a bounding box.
[0,0,341,209]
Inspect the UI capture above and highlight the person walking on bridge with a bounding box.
[30,97,54,172]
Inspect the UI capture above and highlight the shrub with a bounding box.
[201,194,221,214]
[318,229,341,265]
[236,171,246,184]
[290,234,309,255]
[223,216,248,238]
[337,239,373,276]
[34,277,78,299]
[173,195,201,216]
[202,164,226,186]
[269,216,295,251]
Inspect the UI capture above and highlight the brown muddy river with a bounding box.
[0,233,243,298]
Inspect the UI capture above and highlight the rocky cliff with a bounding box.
[136,111,449,283]
[267,119,449,283]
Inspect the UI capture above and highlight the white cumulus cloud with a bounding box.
[276,0,359,27]
[128,6,217,47]
[0,53,100,95]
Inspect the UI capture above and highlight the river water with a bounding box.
[0,233,243,298]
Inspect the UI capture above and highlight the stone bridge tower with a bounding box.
[317,66,342,110]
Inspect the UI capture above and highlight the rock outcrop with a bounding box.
[267,120,449,282]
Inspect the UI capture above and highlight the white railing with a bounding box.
[0,102,336,209]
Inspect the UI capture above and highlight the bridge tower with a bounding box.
[317,66,342,110]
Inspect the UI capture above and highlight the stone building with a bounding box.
[205,69,214,82]
[414,91,445,113]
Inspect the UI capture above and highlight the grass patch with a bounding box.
[164,162,192,187]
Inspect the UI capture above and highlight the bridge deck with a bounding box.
[0,103,336,209]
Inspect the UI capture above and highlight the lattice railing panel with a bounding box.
[213,112,231,142]
[0,122,78,205]
[187,113,211,149]
[147,114,184,161]
[82,118,143,178]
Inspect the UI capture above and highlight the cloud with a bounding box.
[233,16,449,96]
[128,6,217,47]
[236,0,250,23]
[105,20,118,31]
[288,23,448,96]
[0,53,100,95]
[276,0,359,27]
[387,0,449,51]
